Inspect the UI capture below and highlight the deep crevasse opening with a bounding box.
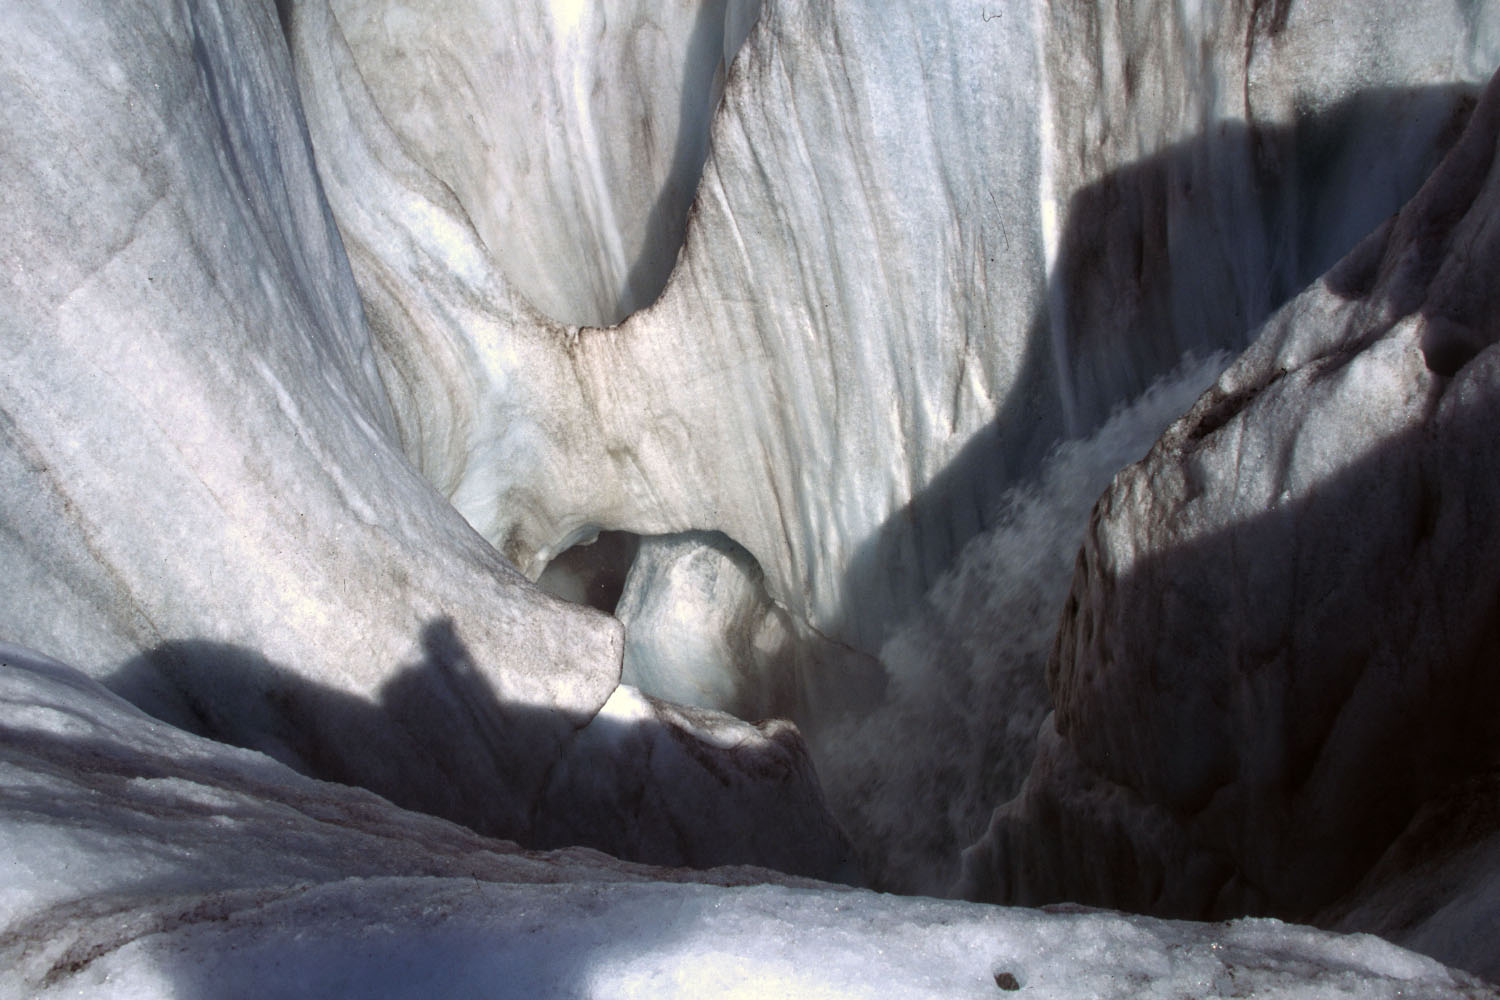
[550,356,1228,895]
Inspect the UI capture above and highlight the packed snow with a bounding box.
[2,644,1492,999]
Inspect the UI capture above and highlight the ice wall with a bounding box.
[289,0,1499,670]
[962,67,1500,982]
[288,0,1060,654]
[0,0,848,880]
[1039,0,1498,431]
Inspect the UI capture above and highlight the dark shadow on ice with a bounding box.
[106,619,566,842]
[103,617,852,882]
[831,81,1481,657]
[272,0,293,42]
[0,647,832,999]
[967,77,1500,945]
[1052,84,1478,435]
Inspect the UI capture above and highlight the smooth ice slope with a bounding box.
[2,644,1492,1000]
[964,67,1500,983]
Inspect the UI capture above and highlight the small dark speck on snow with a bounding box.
[994,970,1022,990]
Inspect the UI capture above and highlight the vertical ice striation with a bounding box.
[288,0,1059,653]
[323,0,762,328]
[289,0,1498,665]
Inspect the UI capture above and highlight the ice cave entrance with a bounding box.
[535,530,642,614]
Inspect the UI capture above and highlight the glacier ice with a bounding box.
[288,0,1500,662]
[615,531,885,727]
[287,0,1069,651]
[963,64,1500,982]
[0,0,847,880]
[617,533,782,715]
[5,0,1500,994]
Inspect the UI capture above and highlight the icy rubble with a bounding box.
[2,644,1493,1000]
[812,353,1229,897]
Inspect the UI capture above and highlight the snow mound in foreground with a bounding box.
[2,644,1492,999]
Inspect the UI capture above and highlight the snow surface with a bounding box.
[2,643,1493,999]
